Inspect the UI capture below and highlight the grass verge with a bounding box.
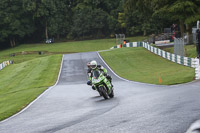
[0,55,62,121]
[100,47,195,85]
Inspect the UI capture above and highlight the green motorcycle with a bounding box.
[92,70,114,99]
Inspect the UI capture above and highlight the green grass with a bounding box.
[162,44,197,58]
[0,55,62,121]
[0,53,50,64]
[0,36,147,57]
[100,47,195,85]
[0,36,147,63]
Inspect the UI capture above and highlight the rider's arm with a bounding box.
[98,65,107,74]
[87,68,92,81]
[88,76,92,81]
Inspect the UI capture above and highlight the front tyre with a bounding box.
[98,91,102,96]
[99,86,108,99]
[109,89,114,98]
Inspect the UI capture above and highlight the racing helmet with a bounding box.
[90,60,97,69]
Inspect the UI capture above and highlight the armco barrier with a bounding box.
[155,40,170,45]
[0,61,13,71]
[111,42,200,80]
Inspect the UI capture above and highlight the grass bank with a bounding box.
[0,55,62,121]
[100,47,195,85]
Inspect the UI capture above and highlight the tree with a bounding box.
[0,0,125,47]
[31,0,57,40]
[48,0,72,39]
[124,0,155,35]
[153,0,200,40]
[71,7,109,39]
[0,0,35,47]
[71,0,122,39]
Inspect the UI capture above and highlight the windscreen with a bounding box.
[92,70,100,79]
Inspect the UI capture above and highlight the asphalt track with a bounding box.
[0,52,200,133]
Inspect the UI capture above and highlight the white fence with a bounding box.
[0,61,13,71]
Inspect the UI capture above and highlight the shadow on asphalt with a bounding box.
[90,96,102,99]
[94,97,116,103]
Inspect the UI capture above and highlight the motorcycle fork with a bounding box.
[103,78,112,93]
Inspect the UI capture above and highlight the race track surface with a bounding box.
[0,52,200,133]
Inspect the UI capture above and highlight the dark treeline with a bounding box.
[0,0,200,48]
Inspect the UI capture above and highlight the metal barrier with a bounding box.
[174,37,185,56]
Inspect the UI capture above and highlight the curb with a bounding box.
[186,120,200,133]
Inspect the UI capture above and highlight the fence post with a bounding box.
[195,58,200,79]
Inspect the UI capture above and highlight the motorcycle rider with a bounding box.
[87,60,113,90]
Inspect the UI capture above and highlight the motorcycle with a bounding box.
[91,70,114,99]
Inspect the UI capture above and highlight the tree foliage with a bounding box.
[0,0,35,47]
[1,0,200,48]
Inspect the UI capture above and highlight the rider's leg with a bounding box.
[104,79,112,94]
[106,75,113,87]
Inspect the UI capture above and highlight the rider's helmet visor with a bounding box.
[91,65,96,69]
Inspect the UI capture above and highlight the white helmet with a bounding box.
[90,60,97,69]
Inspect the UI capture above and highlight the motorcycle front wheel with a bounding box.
[99,86,108,99]
[109,89,114,98]
[98,90,102,96]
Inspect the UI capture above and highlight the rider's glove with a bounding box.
[87,81,92,85]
